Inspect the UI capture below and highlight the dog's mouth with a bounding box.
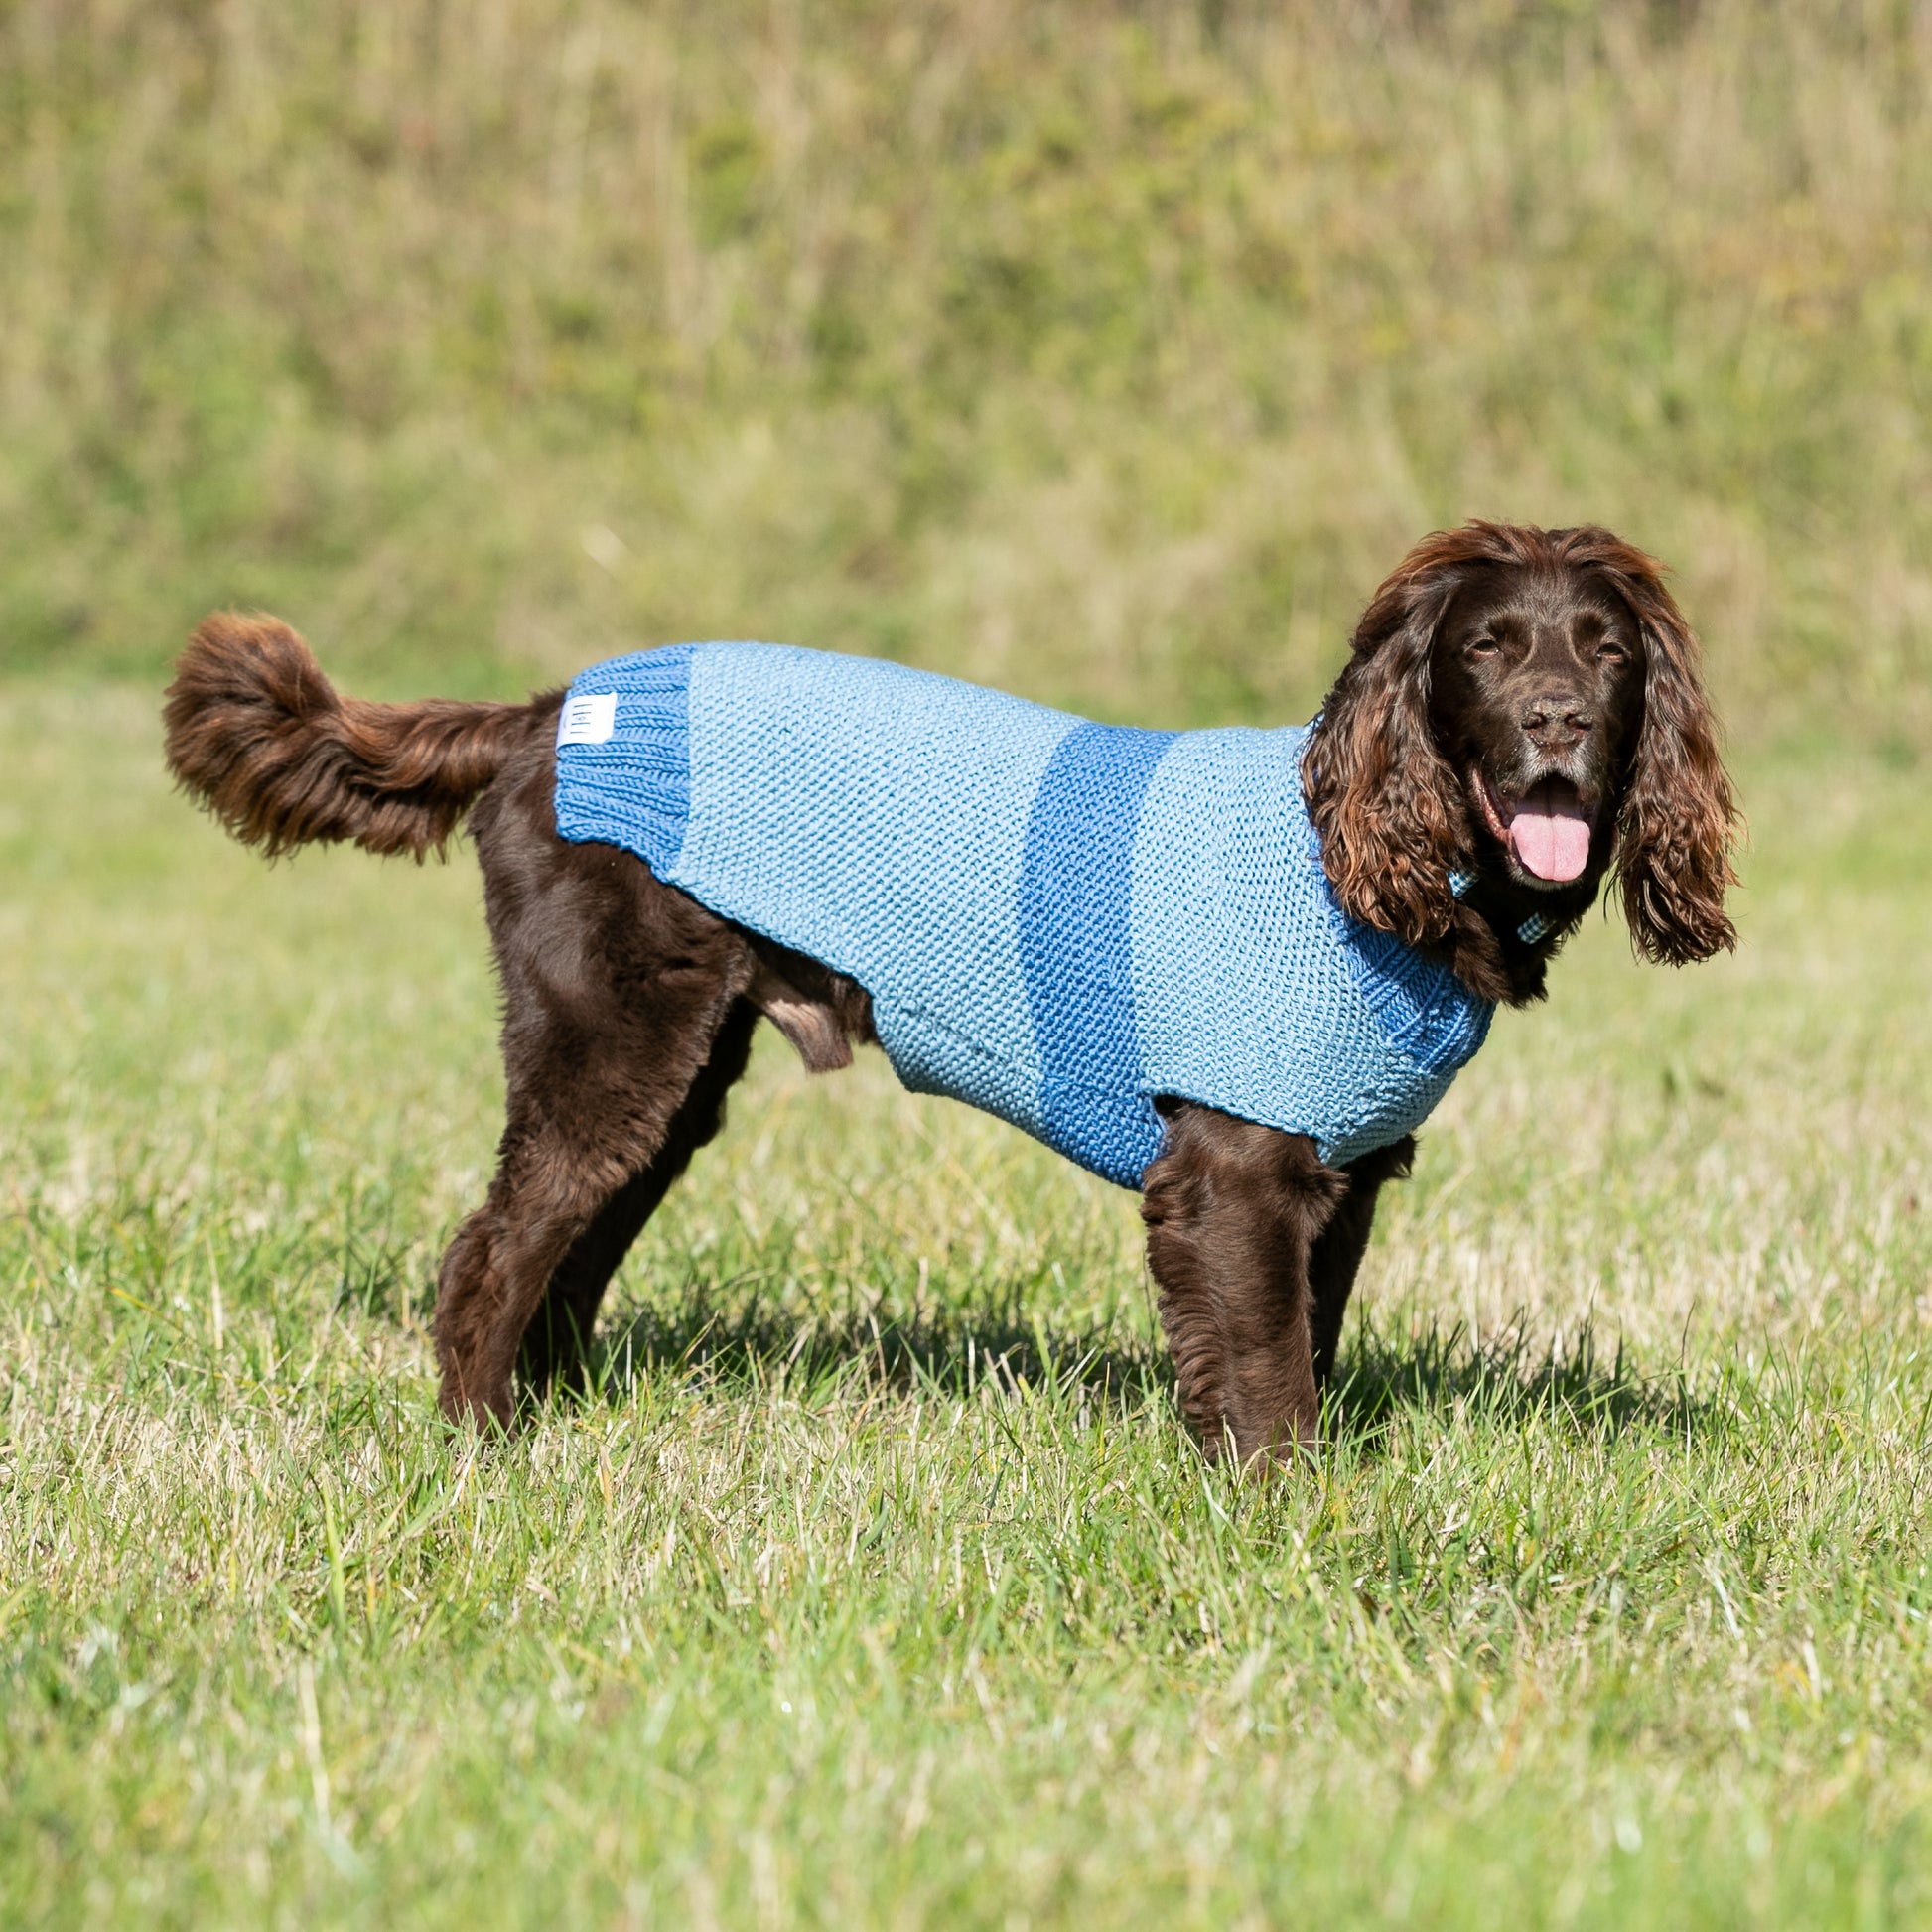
[1474,772,1595,885]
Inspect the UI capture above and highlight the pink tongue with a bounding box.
[1507,782,1592,882]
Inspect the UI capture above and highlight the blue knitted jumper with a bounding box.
[552,644,1494,1189]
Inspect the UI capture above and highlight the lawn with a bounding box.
[5,1,1932,1923]
[2,681,1929,1928]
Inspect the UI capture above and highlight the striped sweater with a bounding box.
[552,643,1493,1189]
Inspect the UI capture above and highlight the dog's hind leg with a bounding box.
[516,1000,759,1401]
[516,948,875,1399]
[432,966,752,1429]
[433,744,760,1428]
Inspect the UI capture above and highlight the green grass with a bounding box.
[5,0,1932,750]
[3,674,1931,1928]
[7,1,1932,1922]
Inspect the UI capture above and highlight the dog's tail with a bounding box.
[164,613,551,860]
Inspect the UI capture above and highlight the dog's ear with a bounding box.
[1582,540,1740,964]
[1305,537,1473,947]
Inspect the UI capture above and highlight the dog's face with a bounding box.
[1306,521,1738,972]
[1427,563,1647,896]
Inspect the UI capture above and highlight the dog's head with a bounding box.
[1305,521,1738,967]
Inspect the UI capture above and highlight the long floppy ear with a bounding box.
[1304,558,1467,947]
[1586,543,1740,963]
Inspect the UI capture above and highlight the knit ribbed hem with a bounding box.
[554,646,695,877]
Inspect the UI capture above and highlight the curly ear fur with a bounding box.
[1565,537,1741,963]
[1303,603,1461,944]
[1304,526,1528,945]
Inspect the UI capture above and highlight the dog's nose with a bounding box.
[1520,692,1592,744]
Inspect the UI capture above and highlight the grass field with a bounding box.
[6,0,1932,748]
[3,695,1930,1927]
[7,0,1932,1925]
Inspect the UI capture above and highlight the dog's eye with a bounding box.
[1467,634,1500,656]
[1597,641,1628,663]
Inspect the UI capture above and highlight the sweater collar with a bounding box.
[1449,865,1555,946]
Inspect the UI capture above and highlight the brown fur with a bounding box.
[162,523,1737,1464]
[1306,522,1738,984]
[162,613,547,860]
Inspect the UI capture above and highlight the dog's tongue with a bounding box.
[1507,780,1592,882]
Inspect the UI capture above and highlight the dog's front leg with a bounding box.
[1307,1135,1415,1393]
[1140,1104,1347,1470]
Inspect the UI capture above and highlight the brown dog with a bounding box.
[164,522,1736,1463]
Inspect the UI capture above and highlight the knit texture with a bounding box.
[553,643,1494,1187]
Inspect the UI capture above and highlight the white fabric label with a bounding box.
[556,692,618,747]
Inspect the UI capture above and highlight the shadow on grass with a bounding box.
[582,1275,1170,1413]
[332,1229,1726,1449]
[1328,1311,1728,1449]
[528,1275,1728,1451]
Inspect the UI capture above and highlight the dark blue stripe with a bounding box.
[553,645,694,877]
[1018,722,1176,1187]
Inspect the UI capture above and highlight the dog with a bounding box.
[164,521,1737,1464]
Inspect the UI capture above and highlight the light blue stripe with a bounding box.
[1017,723,1174,1187]
[1131,724,1492,1164]
[1316,882,1496,1079]
[1131,725,1373,1160]
[669,643,1075,1138]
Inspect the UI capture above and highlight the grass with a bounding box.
[3,675,1930,1927]
[4,0,1932,750]
[7,0,1932,1922]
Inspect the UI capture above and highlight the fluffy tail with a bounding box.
[163,613,550,859]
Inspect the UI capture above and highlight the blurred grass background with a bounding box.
[5,0,1931,747]
[8,6,1932,1925]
